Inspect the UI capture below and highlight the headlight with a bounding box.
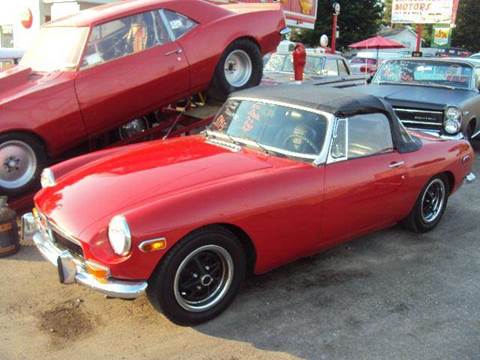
[40,168,56,188]
[444,106,462,134]
[108,215,131,256]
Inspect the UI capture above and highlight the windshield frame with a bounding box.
[20,26,90,73]
[372,59,476,91]
[206,96,335,165]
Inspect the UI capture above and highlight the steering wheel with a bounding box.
[282,134,320,154]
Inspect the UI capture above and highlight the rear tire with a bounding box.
[0,133,47,196]
[208,39,263,101]
[147,226,246,326]
[401,175,449,233]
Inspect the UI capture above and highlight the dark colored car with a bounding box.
[355,58,480,141]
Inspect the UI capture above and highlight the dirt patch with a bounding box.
[38,299,95,345]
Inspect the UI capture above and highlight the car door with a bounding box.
[74,9,190,136]
[322,113,407,244]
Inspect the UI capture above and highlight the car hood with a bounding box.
[35,136,274,238]
[262,72,295,85]
[355,84,477,109]
[0,66,67,104]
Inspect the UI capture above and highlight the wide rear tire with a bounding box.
[147,226,246,326]
[208,39,263,101]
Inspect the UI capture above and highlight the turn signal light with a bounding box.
[85,261,110,283]
[139,238,167,253]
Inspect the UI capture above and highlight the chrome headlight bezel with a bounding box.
[444,106,462,134]
[108,215,132,256]
[40,168,56,188]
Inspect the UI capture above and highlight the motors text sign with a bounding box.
[391,0,454,24]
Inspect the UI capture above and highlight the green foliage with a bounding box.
[452,0,480,52]
[382,0,392,25]
[291,0,384,50]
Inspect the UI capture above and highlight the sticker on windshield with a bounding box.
[212,114,227,131]
[170,19,183,30]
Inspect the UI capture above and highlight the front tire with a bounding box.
[208,39,263,101]
[147,226,246,326]
[401,175,449,233]
[0,133,46,196]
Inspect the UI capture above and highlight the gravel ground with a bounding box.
[1,145,479,360]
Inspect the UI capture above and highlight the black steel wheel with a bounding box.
[401,175,449,233]
[147,226,246,325]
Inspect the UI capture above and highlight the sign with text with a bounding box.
[432,26,451,48]
[391,0,454,24]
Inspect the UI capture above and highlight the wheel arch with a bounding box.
[172,223,257,275]
[467,117,477,136]
[215,223,257,275]
[439,171,455,194]
[231,35,262,52]
[0,130,49,156]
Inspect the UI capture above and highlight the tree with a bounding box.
[382,0,393,26]
[291,0,384,50]
[452,0,480,52]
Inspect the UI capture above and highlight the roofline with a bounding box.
[383,57,480,66]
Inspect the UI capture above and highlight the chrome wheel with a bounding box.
[174,245,234,312]
[0,140,37,190]
[224,50,253,87]
[421,179,446,223]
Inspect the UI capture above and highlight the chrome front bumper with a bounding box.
[22,213,147,299]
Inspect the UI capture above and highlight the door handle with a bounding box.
[165,48,183,56]
[389,161,405,169]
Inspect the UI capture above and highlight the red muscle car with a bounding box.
[23,85,475,325]
[0,0,287,196]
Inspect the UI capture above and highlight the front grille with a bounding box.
[394,107,444,131]
[52,230,84,258]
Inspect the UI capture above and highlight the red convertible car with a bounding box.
[0,0,286,195]
[23,85,475,325]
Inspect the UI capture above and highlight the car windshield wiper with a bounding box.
[242,139,287,158]
[205,130,240,146]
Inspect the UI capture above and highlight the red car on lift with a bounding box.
[24,85,475,325]
[0,0,287,196]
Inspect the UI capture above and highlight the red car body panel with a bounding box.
[34,133,474,281]
[0,0,284,157]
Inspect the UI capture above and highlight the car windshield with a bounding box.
[264,53,325,76]
[207,99,328,160]
[373,59,473,89]
[20,27,89,72]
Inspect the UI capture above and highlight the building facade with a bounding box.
[0,0,114,49]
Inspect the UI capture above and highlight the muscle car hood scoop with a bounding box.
[35,136,273,238]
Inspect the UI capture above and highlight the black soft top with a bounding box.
[234,84,389,117]
[233,84,421,153]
